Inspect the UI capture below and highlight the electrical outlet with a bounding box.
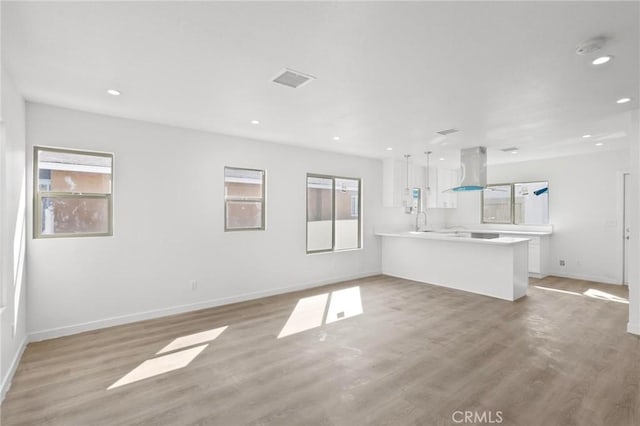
[559,260,565,266]
[190,280,198,290]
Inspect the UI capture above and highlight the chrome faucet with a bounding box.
[416,210,427,231]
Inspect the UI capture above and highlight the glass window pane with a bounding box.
[224,168,264,199]
[307,176,333,252]
[334,178,360,250]
[38,149,112,194]
[226,201,263,230]
[40,196,110,235]
[514,182,549,225]
[482,185,512,224]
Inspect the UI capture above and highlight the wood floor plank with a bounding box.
[2,275,638,425]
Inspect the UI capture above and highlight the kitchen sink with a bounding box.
[471,232,499,239]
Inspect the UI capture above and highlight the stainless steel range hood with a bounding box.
[448,146,487,192]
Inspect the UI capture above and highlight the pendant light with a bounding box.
[425,151,432,199]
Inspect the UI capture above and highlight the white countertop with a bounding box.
[375,231,530,246]
[456,228,552,236]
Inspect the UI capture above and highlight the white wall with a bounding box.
[25,103,387,340]
[448,150,630,284]
[627,109,639,335]
[0,67,28,400]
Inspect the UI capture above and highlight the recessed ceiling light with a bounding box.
[386,147,393,151]
[250,120,260,125]
[511,151,518,154]
[439,157,445,161]
[582,134,592,138]
[595,142,604,146]
[592,55,612,65]
[617,97,632,104]
[333,136,340,141]
[107,89,121,96]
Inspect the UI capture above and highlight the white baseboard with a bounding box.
[548,271,621,285]
[627,322,640,335]
[528,272,547,279]
[29,271,381,342]
[1,335,28,402]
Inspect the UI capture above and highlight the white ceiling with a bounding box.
[2,1,639,166]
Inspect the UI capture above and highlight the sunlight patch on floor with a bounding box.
[326,286,364,324]
[109,325,228,390]
[583,288,628,304]
[278,293,329,338]
[108,345,207,390]
[535,285,628,304]
[278,286,363,338]
[534,286,582,296]
[157,326,228,355]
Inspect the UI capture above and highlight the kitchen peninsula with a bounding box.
[376,231,530,301]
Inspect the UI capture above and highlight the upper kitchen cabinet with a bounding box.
[382,158,457,209]
[382,158,424,207]
[425,166,458,209]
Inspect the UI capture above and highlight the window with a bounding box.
[482,184,513,224]
[482,181,549,225]
[224,167,265,231]
[514,181,549,225]
[350,195,359,217]
[34,147,113,238]
[306,174,361,253]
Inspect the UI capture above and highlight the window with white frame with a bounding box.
[482,181,549,225]
[306,174,361,253]
[482,184,513,224]
[34,146,113,238]
[224,167,265,231]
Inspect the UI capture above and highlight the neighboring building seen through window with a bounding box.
[34,146,113,238]
[224,167,265,231]
[307,174,361,253]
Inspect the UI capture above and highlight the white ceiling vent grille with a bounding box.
[500,147,519,152]
[436,128,459,136]
[272,68,316,89]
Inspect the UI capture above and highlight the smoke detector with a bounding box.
[272,68,316,88]
[575,36,607,55]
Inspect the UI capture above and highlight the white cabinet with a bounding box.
[426,167,458,209]
[382,158,458,209]
[382,159,426,208]
[527,237,541,274]
[500,234,550,278]
[382,158,401,207]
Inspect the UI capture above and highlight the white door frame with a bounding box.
[617,170,630,285]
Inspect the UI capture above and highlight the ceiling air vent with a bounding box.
[500,147,519,152]
[436,128,459,136]
[272,68,316,89]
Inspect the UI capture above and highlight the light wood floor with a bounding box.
[2,275,638,425]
